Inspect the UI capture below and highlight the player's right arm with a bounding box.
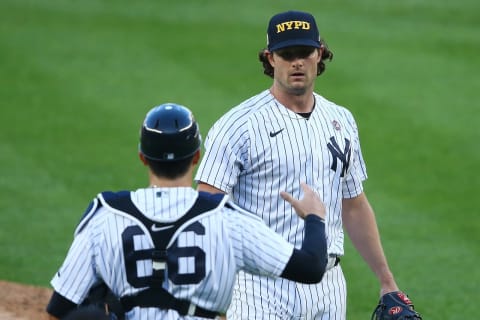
[235,212,327,284]
[280,214,327,283]
[280,182,326,221]
[279,183,327,283]
[232,183,328,284]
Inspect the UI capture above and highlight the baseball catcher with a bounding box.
[371,291,422,320]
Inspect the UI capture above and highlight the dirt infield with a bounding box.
[0,280,52,320]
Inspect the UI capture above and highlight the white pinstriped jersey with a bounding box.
[50,187,294,320]
[195,89,368,319]
[196,89,367,253]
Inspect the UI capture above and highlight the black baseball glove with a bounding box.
[371,291,422,320]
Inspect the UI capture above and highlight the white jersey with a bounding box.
[50,187,294,320]
[196,89,367,252]
[195,89,367,319]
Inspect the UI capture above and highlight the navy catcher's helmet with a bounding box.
[139,103,201,161]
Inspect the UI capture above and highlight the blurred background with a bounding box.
[1,0,478,318]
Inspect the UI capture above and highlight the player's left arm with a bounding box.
[341,110,399,295]
[342,192,399,296]
[46,214,101,318]
[46,291,77,319]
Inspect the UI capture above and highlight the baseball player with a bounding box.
[46,103,329,320]
[195,10,409,319]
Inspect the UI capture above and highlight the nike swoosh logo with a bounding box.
[269,128,284,137]
[151,224,174,232]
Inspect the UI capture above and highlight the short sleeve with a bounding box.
[195,111,250,193]
[342,110,368,198]
[50,223,99,304]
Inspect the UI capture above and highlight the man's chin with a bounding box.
[288,86,308,96]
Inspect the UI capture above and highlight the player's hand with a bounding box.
[280,183,325,220]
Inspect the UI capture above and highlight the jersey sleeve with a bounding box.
[225,208,294,277]
[50,218,100,304]
[342,109,368,198]
[195,112,250,193]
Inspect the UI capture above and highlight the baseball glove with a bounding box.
[371,291,422,320]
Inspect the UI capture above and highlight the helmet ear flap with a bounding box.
[139,103,201,161]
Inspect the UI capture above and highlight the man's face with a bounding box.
[268,46,321,95]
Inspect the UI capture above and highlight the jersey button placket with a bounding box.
[303,118,315,187]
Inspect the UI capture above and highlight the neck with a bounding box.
[148,172,193,188]
[270,86,315,113]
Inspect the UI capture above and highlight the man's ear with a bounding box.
[192,150,201,165]
[266,50,275,67]
[139,153,148,166]
[318,47,324,62]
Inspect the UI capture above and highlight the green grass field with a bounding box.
[1,0,478,318]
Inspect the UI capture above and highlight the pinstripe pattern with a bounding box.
[195,90,367,319]
[51,187,294,320]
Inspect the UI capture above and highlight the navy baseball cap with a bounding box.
[267,11,321,52]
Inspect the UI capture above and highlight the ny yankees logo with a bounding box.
[327,136,351,177]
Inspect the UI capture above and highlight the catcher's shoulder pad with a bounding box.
[371,291,422,320]
[75,190,130,236]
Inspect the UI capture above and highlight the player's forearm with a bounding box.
[342,194,398,293]
[46,291,77,320]
[281,215,327,283]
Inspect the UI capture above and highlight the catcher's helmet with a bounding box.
[139,103,201,161]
